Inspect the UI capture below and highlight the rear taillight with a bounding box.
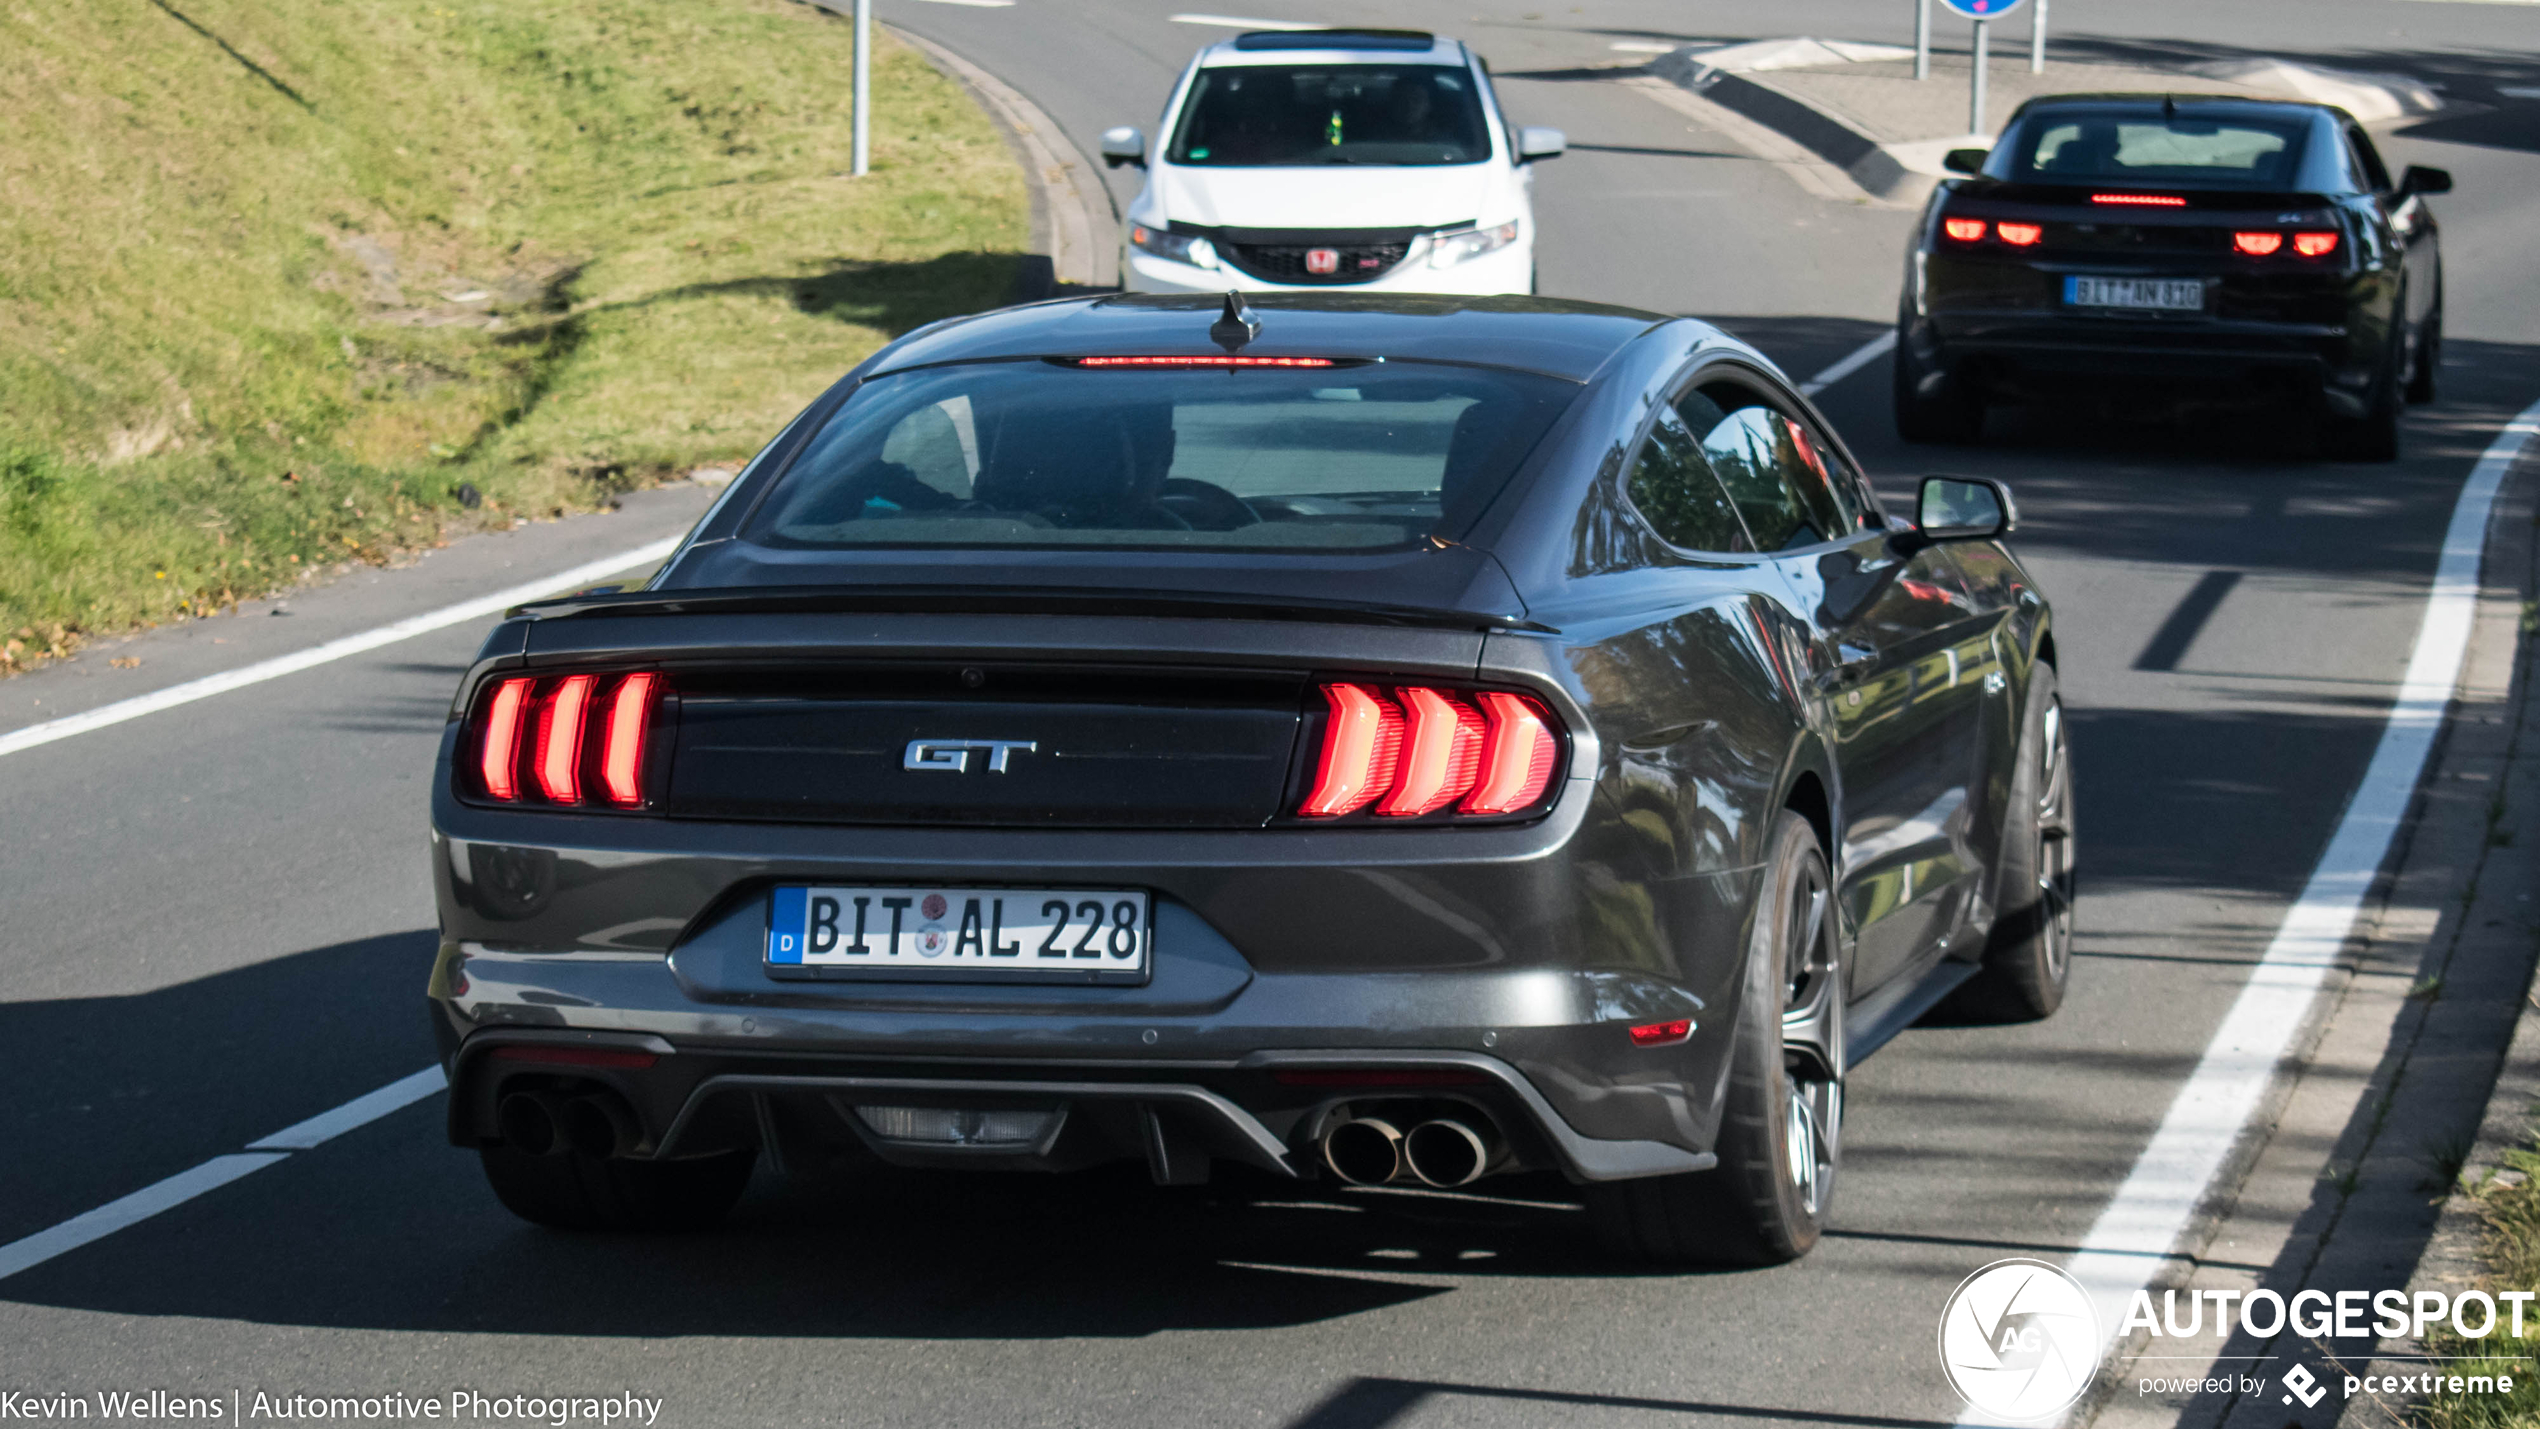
[471,672,664,809]
[1942,217,1986,243]
[2293,231,2339,257]
[1298,683,1562,822]
[2091,192,2186,207]
[2232,231,2283,255]
[477,678,531,801]
[1995,222,2043,246]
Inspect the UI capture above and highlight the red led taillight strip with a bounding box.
[600,673,658,807]
[1463,693,1559,816]
[1300,684,1560,821]
[478,678,532,801]
[2091,193,2186,207]
[533,675,595,803]
[1072,355,1336,367]
[1379,687,1486,817]
[1302,683,1403,817]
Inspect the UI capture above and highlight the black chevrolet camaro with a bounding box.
[1897,94,2447,460]
[428,292,2071,1265]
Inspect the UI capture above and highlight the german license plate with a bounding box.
[2065,276,2204,312]
[766,885,1151,983]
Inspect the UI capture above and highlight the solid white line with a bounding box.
[0,1063,445,1283]
[0,536,681,761]
[1169,13,1320,29]
[247,1066,448,1150]
[1609,40,1679,53]
[1797,330,1897,396]
[901,0,1016,7]
[1961,397,2540,1426]
[0,1154,287,1282]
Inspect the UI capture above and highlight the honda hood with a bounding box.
[1146,160,1518,233]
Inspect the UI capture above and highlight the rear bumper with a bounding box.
[437,1019,1720,1185]
[1914,309,2353,391]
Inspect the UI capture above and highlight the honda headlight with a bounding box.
[1429,220,1520,268]
[1131,224,1218,270]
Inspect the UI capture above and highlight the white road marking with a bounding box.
[1169,13,1320,29]
[247,1067,450,1150]
[0,1065,443,1283]
[1608,40,1679,53]
[901,0,1016,6]
[1797,330,1898,397]
[0,536,681,761]
[1963,396,2540,1427]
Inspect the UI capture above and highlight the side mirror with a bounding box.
[1943,147,1988,175]
[1100,126,1146,170]
[1516,126,1567,163]
[2402,164,2452,195]
[1916,476,2017,542]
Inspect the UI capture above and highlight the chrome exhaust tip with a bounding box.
[1322,1117,1405,1186]
[496,1091,568,1157]
[1402,1118,1491,1188]
[559,1092,641,1159]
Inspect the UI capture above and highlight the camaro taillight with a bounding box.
[1995,222,2043,246]
[2292,231,2339,257]
[1299,683,1561,822]
[1942,217,1987,243]
[2233,231,2284,255]
[471,672,664,809]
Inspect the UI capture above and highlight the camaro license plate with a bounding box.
[2065,275,2205,312]
[766,885,1151,983]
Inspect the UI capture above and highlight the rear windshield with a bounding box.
[2001,109,2309,189]
[1167,64,1493,166]
[748,361,1577,553]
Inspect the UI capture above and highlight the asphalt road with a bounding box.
[5,3,2540,1426]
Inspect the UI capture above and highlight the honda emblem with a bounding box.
[1305,247,1340,275]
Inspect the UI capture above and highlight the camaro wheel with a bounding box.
[2406,296,2442,405]
[479,1146,755,1232]
[2323,310,2406,462]
[1589,811,1843,1266]
[1949,663,2076,1022]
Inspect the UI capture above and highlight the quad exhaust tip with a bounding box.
[1322,1113,1495,1188]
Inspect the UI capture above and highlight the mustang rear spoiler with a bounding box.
[508,584,1557,635]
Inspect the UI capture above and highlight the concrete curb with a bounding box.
[1651,41,2450,208]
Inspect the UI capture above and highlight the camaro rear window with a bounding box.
[2006,111,2306,188]
[748,360,1577,552]
[1167,65,1493,166]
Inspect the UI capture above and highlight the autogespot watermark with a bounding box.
[1940,1259,2531,1421]
[0,1389,663,1424]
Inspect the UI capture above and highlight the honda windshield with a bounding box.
[1167,65,1494,166]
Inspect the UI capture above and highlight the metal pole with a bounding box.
[851,0,872,177]
[1914,0,1930,81]
[2029,0,2047,73]
[1970,18,1988,135]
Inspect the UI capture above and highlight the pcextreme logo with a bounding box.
[1938,1259,2102,1420]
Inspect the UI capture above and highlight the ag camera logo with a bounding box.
[1940,1259,2102,1419]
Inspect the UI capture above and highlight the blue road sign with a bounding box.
[1935,0,2028,16]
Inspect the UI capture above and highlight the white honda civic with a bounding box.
[1101,29,1564,296]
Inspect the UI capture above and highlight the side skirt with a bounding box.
[1844,958,1981,1069]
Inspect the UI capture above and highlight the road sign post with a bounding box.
[2030,0,2048,73]
[1933,0,2027,136]
[1914,0,1930,81]
[852,0,872,177]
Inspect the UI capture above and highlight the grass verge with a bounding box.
[0,0,1026,669]
[2418,1131,2540,1428]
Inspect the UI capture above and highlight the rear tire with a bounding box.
[1944,663,2075,1023]
[2406,301,2442,405]
[1588,811,1842,1266]
[1893,327,1983,445]
[2323,314,2405,462]
[479,1146,755,1232]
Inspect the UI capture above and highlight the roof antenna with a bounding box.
[1209,290,1261,352]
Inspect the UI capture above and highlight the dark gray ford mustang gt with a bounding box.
[428,291,2071,1264]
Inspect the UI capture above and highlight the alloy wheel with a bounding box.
[1778,861,1844,1218]
[2034,697,2076,985]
